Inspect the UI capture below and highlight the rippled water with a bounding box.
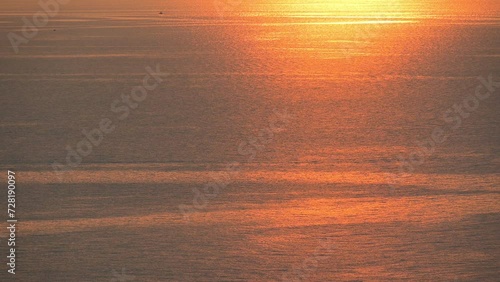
[0,1,499,281]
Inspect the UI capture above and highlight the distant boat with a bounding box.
[159,11,163,15]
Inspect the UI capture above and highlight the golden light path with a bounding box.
[261,0,412,14]
[260,20,418,26]
[211,0,422,19]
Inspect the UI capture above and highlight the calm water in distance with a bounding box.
[0,1,499,281]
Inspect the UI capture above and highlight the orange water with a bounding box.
[0,1,499,281]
